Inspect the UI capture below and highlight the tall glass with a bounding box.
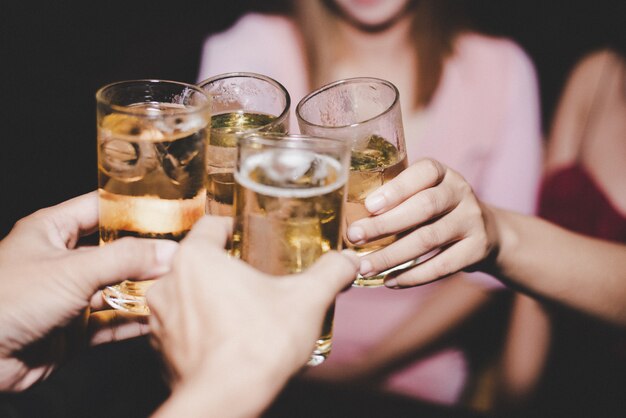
[232,134,350,366]
[98,80,211,315]
[198,72,290,217]
[296,77,408,287]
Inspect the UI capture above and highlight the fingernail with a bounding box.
[359,259,373,277]
[365,192,386,213]
[154,240,179,269]
[347,225,365,244]
[384,278,398,288]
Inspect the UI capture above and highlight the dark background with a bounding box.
[2,0,624,237]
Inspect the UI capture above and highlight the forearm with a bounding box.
[492,207,626,325]
[152,347,291,418]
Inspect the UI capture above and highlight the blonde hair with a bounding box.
[292,0,469,108]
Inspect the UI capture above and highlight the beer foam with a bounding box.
[235,151,347,198]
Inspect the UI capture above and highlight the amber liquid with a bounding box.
[346,135,408,287]
[232,149,346,365]
[98,105,207,314]
[206,112,286,216]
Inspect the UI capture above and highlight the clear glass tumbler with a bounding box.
[198,72,290,217]
[98,79,211,315]
[232,133,350,365]
[297,77,409,287]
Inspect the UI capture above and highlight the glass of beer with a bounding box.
[296,77,408,287]
[98,80,211,315]
[232,133,350,366]
[198,72,290,217]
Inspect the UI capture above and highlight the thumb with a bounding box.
[67,237,179,292]
[182,215,233,250]
[301,250,360,303]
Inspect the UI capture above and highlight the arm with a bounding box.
[493,207,626,324]
[497,294,551,404]
[349,159,626,325]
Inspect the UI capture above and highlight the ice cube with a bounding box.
[347,170,383,202]
[157,133,202,185]
[99,139,158,182]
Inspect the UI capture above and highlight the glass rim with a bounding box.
[238,132,350,155]
[96,79,211,117]
[197,71,291,129]
[296,77,400,130]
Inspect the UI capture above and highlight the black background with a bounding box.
[2,0,624,236]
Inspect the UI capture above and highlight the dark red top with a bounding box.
[539,164,626,242]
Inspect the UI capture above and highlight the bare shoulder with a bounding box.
[566,49,620,87]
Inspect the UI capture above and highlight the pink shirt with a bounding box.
[198,13,543,405]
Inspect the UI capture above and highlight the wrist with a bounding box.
[489,207,521,282]
[154,344,291,418]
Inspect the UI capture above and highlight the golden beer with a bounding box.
[296,77,409,288]
[98,101,208,315]
[347,135,408,286]
[206,111,285,216]
[232,144,347,366]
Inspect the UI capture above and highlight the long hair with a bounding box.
[292,0,471,108]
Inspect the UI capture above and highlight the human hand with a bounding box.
[147,216,360,417]
[0,192,178,391]
[346,158,499,288]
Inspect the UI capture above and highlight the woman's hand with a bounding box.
[347,158,499,288]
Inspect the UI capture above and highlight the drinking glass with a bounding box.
[296,77,409,287]
[198,72,290,217]
[232,133,350,366]
[98,79,211,315]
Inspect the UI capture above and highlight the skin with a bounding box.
[331,0,414,31]
[0,192,178,391]
[347,158,626,326]
[147,216,360,418]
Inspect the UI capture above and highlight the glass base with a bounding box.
[308,337,332,367]
[102,280,154,315]
[352,258,418,288]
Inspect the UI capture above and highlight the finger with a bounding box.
[182,215,233,250]
[68,237,179,293]
[301,250,360,302]
[358,209,465,278]
[361,159,447,215]
[145,275,172,325]
[384,237,487,288]
[347,184,458,245]
[31,191,100,249]
[88,310,150,346]
[90,290,108,311]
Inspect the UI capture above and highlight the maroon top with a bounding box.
[539,164,626,242]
